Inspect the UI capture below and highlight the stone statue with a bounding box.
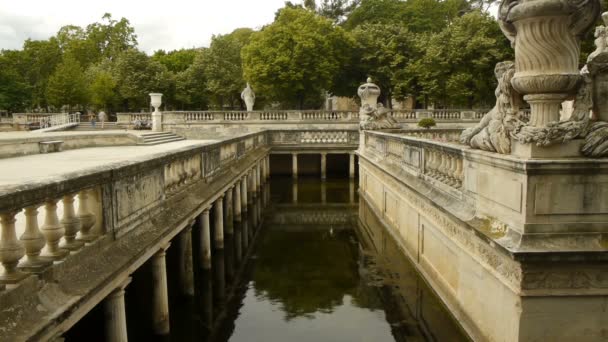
[460,62,522,154]
[241,83,255,112]
[357,78,399,130]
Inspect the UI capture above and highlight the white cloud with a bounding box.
[0,0,288,53]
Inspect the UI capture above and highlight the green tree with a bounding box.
[318,0,359,23]
[86,13,138,61]
[87,60,119,112]
[112,49,173,111]
[342,0,407,30]
[56,25,100,68]
[0,51,31,112]
[152,48,198,73]
[45,54,89,110]
[412,11,512,108]
[205,28,254,108]
[243,7,352,108]
[21,38,63,110]
[348,23,417,106]
[175,49,210,110]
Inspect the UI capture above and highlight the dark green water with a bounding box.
[214,178,468,342]
[65,178,468,341]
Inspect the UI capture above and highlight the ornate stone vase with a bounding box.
[499,0,600,127]
[150,93,163,112]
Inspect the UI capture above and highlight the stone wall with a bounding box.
[358,130,608,341]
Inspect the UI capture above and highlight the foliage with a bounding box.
[152,48,198,73]
[0,52,30,112]
[243,7,352,109]
[417,117,436,129]
[175,49,210,110]
[411,11,512,108]
[112,49,174,111]
[205,28,254,108]
[87,61,119,111]
[45,54,89,109]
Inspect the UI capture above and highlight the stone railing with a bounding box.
[0,131,268,294]
[125,109,490,125]
[364,130,466,192]
[268,129,359,147]
[116,113,152,125]
[11,113,80,130]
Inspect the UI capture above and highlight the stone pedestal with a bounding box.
[151,245,171,335]
[104,277,131,342]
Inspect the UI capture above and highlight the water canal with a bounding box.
[65,178,468,342]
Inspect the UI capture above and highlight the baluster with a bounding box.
[20,205,52,271]
[455,158,464,188]
[61,194,84,251]
[77,189,97,242]
[41,200,69,260]
[0,211,27,284]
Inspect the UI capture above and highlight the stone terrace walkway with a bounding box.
[0,139,216,189]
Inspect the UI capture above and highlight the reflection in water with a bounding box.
[65,178,468,342]
[215,178,468,342]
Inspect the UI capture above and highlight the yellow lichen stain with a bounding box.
[475,216,508,240]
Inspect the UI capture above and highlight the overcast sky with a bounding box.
[0,0,289,53]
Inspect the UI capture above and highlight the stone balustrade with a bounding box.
[0,186,102,288]
[0,131,268,297]
[117,109,488,126]
[11,113,80,130]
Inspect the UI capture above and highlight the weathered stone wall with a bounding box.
[358,130,608,341]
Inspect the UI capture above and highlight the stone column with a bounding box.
[266,155,271,179]
[177,226,195,297]
[41,199,69,261]
[151,244,171,335]
[0,211,26,284]
[321,181,327,204]
[349,180,356,204]
[349,153,355,179]
[292,153,298,179]
[321,153,327,180]
[198,209,211,269]
[224,188,234,235]
[241,177,248,212]
[292,181,298,204]
[77,189,97,242]
[214,196,224,249]
[234,184,242,223]
[252,168,258,196]
[19,206,51,272]
[104,277,131,342]
[60,194,84,251]
[256,162,262,190]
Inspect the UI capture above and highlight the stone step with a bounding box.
[138,132,184,145]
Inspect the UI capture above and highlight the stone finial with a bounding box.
[357,77,381,107]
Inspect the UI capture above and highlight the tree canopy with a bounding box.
[0,3,600,113]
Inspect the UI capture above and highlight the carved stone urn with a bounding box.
[358,77,381,107]
[499,0,600,127]
[150,93,163,132]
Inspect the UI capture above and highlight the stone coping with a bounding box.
[367,129,608,173]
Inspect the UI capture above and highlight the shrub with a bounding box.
[417,117,436,129]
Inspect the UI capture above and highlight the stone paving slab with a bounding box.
[0,139,216,187]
